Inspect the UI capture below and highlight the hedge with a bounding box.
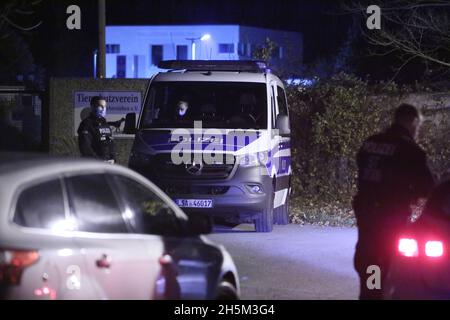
[286,73,450,226]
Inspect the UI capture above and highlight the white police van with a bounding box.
[128,60,291,232]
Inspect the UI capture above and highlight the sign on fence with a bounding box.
[74,91,141,135]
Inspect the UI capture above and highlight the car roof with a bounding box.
[0,152,103,174]
[0,152,145,187]
[153,70,285,88]
[0,152,188,218]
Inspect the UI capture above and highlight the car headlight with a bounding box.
[238,151,268,167]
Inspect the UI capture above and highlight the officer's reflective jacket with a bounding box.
[354,124,434,231]
[77,114,115,161]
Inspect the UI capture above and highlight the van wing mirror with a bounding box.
[275,114,290,136]
[124,113,137,134]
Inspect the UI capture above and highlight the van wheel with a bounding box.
[254,193,274,232]
[215,281,239,300]
[274,199,290,225]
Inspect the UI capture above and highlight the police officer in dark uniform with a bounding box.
[77,96,115,163]
[353,103,434,299]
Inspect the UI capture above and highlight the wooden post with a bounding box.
[97,0,106,78]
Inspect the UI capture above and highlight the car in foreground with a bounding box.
[384,180,450,299]
[0,152,239,300]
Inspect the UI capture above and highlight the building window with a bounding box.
[250,44,258,57]
[133,55,139,78]
[117,55,126,78]
[272,46,284,59]
[176,45,188,60]
[106,44,120,54]
[270,46,282,59]
[238,43,250,56]
[218,43,234,54]
[151,45,163,66]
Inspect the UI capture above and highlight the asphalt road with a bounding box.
[209,224,359,300]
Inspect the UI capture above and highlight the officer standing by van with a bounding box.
[77,96,115,163]
[353,103,434,299]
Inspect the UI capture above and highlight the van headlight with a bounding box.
[238,151,268,167]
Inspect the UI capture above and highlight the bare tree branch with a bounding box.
[345,0,450,73]
[1,14,41,31]
[0,0,42,34]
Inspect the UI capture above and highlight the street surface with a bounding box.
[210,224,359,300]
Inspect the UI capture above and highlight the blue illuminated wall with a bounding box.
[105,25,303,78]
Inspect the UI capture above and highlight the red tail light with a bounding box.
[425,241,444,257]
[0,249,39,285]
[398,238,419,257]
[398,237,446,258]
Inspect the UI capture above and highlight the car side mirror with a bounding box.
[123,112,136,134]
[275,114,290,136]
[187,214,213,235]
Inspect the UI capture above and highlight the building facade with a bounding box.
[105,25,303,78]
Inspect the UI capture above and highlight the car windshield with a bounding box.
[140,81,267,129]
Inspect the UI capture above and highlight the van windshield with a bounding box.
[140,81,267,129]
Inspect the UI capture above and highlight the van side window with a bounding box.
[277,86,288,115]
[66,174,128,234]
[271,86,277,128]
[14,179,66,229]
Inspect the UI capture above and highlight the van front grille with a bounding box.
[151,154,235,180]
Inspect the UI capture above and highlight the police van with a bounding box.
[128,60,291,232]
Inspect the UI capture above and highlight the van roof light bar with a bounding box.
[157,60,268,73]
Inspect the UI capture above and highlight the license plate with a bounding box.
[175,199,213,208]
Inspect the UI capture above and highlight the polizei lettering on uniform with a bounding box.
[99,127,111,135]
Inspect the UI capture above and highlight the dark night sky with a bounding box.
[105,0,352,61]
[30,0,352,78]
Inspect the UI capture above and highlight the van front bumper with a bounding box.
[137,165,273,218]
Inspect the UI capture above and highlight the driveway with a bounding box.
[209,224,359,299]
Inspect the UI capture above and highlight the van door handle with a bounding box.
[96,254,111,269]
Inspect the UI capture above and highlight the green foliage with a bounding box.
[252,37,277,62]
[420,107,450,177]
[287,73,450,226]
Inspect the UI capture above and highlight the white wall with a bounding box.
[105,25,303,78]
[106,25,240,78]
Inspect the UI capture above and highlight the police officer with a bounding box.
[175,99,190,119]
[353,103,434,299]
[77,96,115,163]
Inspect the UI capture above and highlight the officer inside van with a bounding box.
[230,92,262,127]
[242,93,260,124]
[174,97,191,121]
